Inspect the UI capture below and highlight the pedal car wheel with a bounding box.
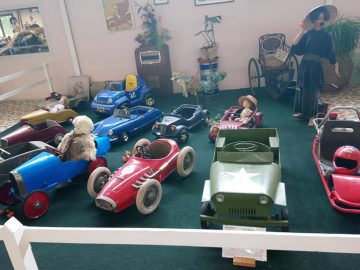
[89,157,108,174]
[120,132,129,143]
[177,146,196,177]
[200,201,212,229]
[281,207,289,232]
[0,181,19,205]
[132,138,151,156]
[202,113,211,127]
[53,133,64,146]
[23,191,49,219]
[144,94,155,107]
[67,117,74,124]
[178,130,189,144]
[248,58,261,96]
[136,179,162,215]
[87,167,111,198]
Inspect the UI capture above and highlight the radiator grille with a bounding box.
[229,208,256,216]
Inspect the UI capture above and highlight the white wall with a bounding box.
[0,0,74,100]
[1,0,359,99]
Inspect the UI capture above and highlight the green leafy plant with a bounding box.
[199,71,227,95]
[135,1,171,49]
[326,17,360,56]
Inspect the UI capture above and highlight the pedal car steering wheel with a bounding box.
[0,148,11,156]
[136,145,152,159]
[233,142,258,152]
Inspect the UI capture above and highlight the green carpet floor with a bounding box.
[1,89,360,270]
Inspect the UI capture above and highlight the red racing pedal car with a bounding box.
[87,138,195,215]
[313,106,360,214]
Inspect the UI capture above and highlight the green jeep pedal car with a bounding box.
[200,128,289,231]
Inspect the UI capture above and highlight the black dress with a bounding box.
[291,28,337,119]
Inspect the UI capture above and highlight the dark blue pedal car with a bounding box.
[0,137,111,219]
[91,75,154,115]
[92,106,163,143]
[152,104,209,144]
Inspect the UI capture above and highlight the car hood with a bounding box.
[100,161,149,194]
[14,152,59,177]
[160,115,181,126]
[332,174,360,204]
[93,117,129,136]
[95,90,123,103]
[21,110,48,120]
[2,125,34,141]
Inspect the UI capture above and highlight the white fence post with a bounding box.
[42,62,54,93]
[3,217,38,270]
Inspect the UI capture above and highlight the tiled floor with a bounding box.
[320,84,360,120]
[0,100,41,132]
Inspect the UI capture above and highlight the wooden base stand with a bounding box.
[233,257,256,268]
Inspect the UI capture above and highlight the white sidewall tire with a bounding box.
[136,179,162,215]
[87,166,111,198]
[177,146,196,177]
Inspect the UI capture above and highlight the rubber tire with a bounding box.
[53,133,64,146]
[281,207,289,232]
[120,131,129,143]
[132,138,151,156]
[200,201,212,229]
[178,130,189,144]
[136,179,162,215]
[23,191,49,219]
[176,146,196,177]
[248,58,261,96]
[87,166,111,198]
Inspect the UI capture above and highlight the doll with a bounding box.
[49,96,68,113]
[234,95,257,123]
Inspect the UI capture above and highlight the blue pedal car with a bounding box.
[93,106,163,143]
[0,137,111,219]
[91,75,155,115]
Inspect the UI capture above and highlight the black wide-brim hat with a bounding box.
[303,4,338,30]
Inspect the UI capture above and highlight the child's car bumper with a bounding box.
[91,102,115,115]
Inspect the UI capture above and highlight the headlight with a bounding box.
[211,127,219,133]
[259,195,269,205]
[216,194,225,203]
[170,125,176,131]
[108,130,113,136]
[107,98,113,104]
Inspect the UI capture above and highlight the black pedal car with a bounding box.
[152,104,209,144]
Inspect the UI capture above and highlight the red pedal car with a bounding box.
[313,106,360,214]
[1,120,67,148]
[87,138,195,214]
[208,106,264,142]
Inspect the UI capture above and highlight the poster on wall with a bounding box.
[0,6,49,57]
[102,0,134,32]
[194,0,234,6]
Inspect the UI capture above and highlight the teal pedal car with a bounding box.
[200,128,289,230]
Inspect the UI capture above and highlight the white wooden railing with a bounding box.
[0,63,53,101]
[0,217,360,270]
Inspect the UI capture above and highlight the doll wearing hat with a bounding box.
[234,95,257,123]
[291,5,339,127]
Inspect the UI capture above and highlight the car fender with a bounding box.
[114,96,130,107]
[94,136,111,156]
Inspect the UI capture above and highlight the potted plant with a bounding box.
[195,15,226,95]
[134,1,173,96]
[323,17,360,89]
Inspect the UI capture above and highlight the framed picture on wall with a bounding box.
[102,0,134,32]
[0,6,49,57]
[154,0,169,5]
[195,0,234,6]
